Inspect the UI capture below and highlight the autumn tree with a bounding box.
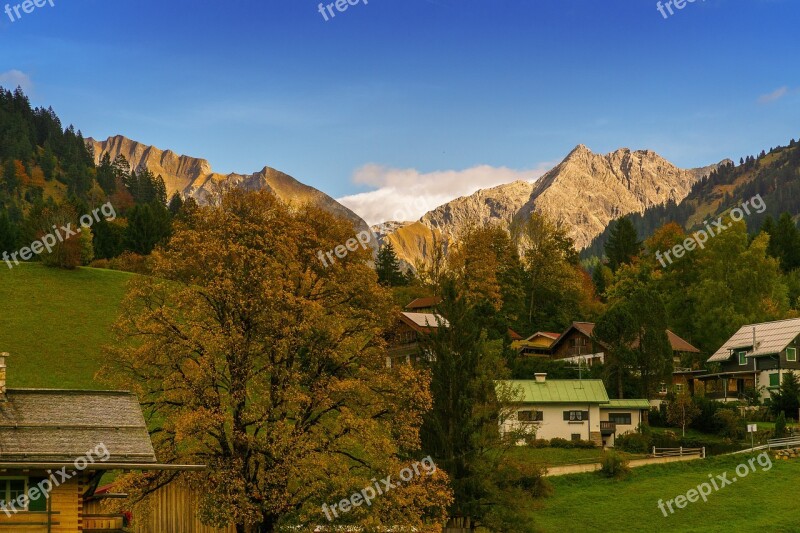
[447,224,526,335]
[514,213,600,332]
[667,392,700,437]
[102,189,451,532]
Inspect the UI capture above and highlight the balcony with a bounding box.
[600,421,616,435]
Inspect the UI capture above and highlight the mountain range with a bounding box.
[88,135,738,268]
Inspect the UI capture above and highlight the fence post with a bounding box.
[652,446,656,456]
[680,446,683,456]
[702,447,706,458]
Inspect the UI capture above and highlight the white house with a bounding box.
[497,373,649,448]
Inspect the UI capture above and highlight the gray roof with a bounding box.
[708,318,800,363]
[0,389,156,463]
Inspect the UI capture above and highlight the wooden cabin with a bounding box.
[0,353,211,532]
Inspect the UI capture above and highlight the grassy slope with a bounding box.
[532,454,800,533]
[0,263,132,389]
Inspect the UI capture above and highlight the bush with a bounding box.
[572,439,597,449]
[549,438,573,449]
[714,409,746,439]
[531,439,550,448]
[615,431,651,454]
[599,451,630,479]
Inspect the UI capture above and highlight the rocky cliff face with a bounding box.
[379,145,727,267]
[89,135,374,245]
[515,144,723,249]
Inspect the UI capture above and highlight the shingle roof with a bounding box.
[708,318,800,363]
[497,379,609,404]
[0,389,156,463]
[666,330,701,353]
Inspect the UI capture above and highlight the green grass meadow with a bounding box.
[532,453,800,533]
[0,263,132,389]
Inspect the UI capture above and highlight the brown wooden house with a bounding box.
[0,353,207,532]
[386,312,448,368]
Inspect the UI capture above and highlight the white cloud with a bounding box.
[757,86,788,104]
[0,70,33,92]
[337,163,550,226]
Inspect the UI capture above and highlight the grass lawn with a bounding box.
[532,453,800,532]
[0,263,133,389]
[505,446,645,466]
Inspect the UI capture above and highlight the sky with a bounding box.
[1,0,799,224]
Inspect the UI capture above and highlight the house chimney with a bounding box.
[0,353,8,401]
[534,373,547,383]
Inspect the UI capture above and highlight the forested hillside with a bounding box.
[0,87,180,265]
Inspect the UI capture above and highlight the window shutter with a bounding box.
[28,478,48,512]
[583,411,589,421]
[563,411,570,421]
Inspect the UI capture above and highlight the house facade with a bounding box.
[496,374,649,448]
[701,318,800,401]
[547,322,701,377]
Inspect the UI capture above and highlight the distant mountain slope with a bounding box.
[378,145,725,267]
[582,139,800,258]
[515,145,727,250]
[89,135,373,242]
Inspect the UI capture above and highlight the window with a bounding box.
[659,383,668,394]
[675,383,684,393]
[517,410,542,422]
[564,410,589,421]
[738,351,748,366]
[0,478,48,512]
[571,433,581,441]
[787,347,797,362]
[770,373,780,388]
[608,413,632,425]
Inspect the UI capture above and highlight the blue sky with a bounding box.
[1,0,798,223]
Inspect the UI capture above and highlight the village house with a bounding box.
[700,318,800,402]
[0,353,217,532]
[512,331,560,357]
[385,311,449,368]
[496,374,649,448]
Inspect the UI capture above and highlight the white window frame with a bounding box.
[787,347,797,362]
[738,351,747,366]
[0,477,29,511]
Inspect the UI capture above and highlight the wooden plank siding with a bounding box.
[85,482,234,533]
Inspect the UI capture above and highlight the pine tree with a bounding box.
[375,241,405,286]
[605,217,641,271]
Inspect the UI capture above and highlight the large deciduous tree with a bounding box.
[102,189,451,532]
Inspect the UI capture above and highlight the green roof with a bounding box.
[602,399,650,409]
[497,379,609,404]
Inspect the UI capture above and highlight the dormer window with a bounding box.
[738,351,747,365]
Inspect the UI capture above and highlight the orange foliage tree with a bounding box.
[102,189,451,532]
